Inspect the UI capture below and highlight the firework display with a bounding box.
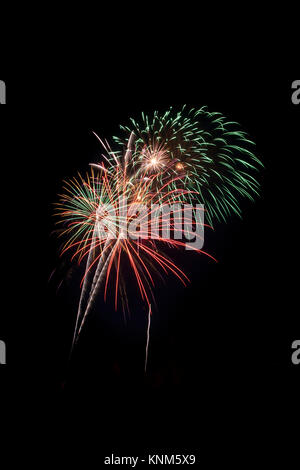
[55,106,263,353]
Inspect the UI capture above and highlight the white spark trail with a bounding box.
[144,304,152,373]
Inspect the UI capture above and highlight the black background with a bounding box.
[0,72,299,465]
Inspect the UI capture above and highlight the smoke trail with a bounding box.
[69,226,97,356]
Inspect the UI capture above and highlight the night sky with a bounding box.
[0,73,299,464]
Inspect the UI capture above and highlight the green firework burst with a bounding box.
[112,105,263,227]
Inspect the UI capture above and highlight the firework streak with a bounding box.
[55,106,263,352]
